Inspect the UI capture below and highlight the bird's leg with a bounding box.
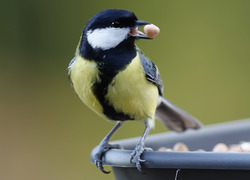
[130,118,153,172]
[94,121,124,174]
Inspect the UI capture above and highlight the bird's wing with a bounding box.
[137,47,163,96]
[68,57,76,87]
[136,47,202,132]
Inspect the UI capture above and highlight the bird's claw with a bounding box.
[130,143,152,172]
[95,159,111,174]
[94,142,122,173]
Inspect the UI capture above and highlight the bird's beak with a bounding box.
[129,20,152,39]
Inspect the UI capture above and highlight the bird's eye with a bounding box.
[111,21,120,28]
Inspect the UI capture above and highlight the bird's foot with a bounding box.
[130,142,153,172]
[94,141,122,174]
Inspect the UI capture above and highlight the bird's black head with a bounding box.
[79,9,151,58]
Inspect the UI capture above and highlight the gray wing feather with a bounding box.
[137,48,163,95]
[137,48,202,132]
[68,57,76,87]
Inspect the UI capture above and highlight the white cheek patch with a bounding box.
[87,27,130,50]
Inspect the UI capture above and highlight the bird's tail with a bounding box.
[155,96,202,132]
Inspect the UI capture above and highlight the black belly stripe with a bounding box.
[86,40,137,121]
[92,72,134,121]
[92,55,138,121]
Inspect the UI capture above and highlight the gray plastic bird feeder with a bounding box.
[91,119,250,180]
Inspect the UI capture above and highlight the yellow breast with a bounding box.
[70,55,105,119]
[106,54,159,120]
[70,53,159,121]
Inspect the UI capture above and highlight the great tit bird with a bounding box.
[68,9,202,173]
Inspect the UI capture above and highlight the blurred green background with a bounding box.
[1,0,250,179]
